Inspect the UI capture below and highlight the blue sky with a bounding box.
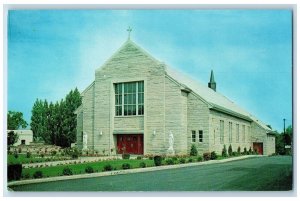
[7,9,292,132]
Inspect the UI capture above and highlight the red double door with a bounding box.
[253,142,264,155]
[117,134,143,155]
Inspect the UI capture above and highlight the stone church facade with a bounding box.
[75,38,275,156]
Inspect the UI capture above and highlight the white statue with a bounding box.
[167,131,175,155]
[83,132,88,150]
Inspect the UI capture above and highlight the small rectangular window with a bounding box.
[236,124,240,142]
[242,125,246,142]
[229,122,232,143]
[192,130,196,142]
[199,130,203,142]
[220,120,224,144]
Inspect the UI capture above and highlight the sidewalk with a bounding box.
[8,155,264,187]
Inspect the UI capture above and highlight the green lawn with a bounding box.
[21,159,155,178]
[20,156,203,179]
[11,153,256,180]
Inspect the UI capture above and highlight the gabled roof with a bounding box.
[165,66,271,130]
[95,39,161,73]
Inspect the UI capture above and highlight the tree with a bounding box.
[222,145,228,157]
[190,144,198,156]
[7,111,28,130]
[228,144,233,156]
[30,99,46,141]
[30,88,82,147]
[285,125,292,145]
[275,125,293,155]
[7,131,19,147]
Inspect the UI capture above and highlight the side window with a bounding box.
[192,130,196,142]
[199,130,203,142]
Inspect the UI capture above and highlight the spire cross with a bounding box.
[127,26,132,39]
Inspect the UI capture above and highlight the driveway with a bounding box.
[9,155,292,191]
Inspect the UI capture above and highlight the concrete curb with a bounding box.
[8,155,264,187]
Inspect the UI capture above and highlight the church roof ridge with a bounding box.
[95,38,161,72]
[165,65,257,122]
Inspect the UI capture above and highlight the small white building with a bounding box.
[8,130,33,146]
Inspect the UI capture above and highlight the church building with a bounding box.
[75,34,275,156]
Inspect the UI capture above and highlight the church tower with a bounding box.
[208,70,216,92]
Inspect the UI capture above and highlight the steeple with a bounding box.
[208,70,216,92]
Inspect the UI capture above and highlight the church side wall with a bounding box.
[251,122,272,155]
[164,76,188,155]
[265,134,275,155]
[209,110,252,155]
[187,94,210,155]
[82,84,95,150]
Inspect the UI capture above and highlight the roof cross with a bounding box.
[127,26,132,40]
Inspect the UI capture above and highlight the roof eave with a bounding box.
[210,105,253,122]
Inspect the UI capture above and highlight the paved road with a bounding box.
[10,156,292,191]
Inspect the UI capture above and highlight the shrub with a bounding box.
[172,156,178,161]
[210,151,217,160]
[7,164,22,181]
[64,147,80,159]
[122,163,131,170]
[179,158,186,164]
[154,156,162,166]
[85,166,94,173]
[188,158,193,163]
[13,151,18,159]
[232,151,237,156]
[103,164,113,171]
[203,152,211,161]
[136,156,142,160]
[40,153,45,158]
[33,170,43,179]
[190,144,198,156]
[122,153,130,159]
[23,172,30,179]
[139,162,146,168]
[237,146,241,155]
[228,144,233,156]
[18,147,22,153]
[222,145,228,157]
[243,147,247,155]
[62,167,73,175]
[26,151,31,158]
[165,158,174,165]
[51,150,57,156]
[71,148,80,159]
[197,156,203,162]
[249,147,252,155]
